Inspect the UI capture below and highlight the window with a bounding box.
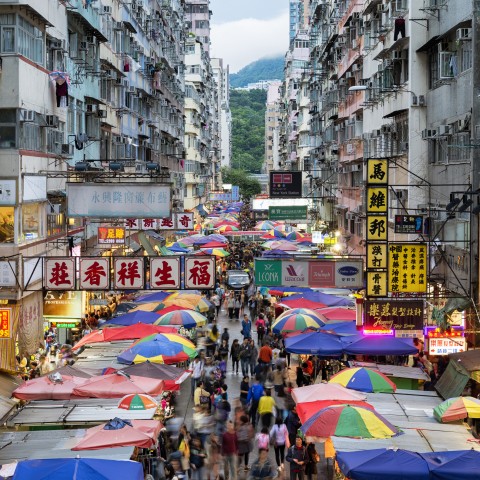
[0,108,17,148]
[76,100,83,134]
[22,203,43,241]
[17,16,44,64]
[20,122,41,151]
[460,41,472,72]
[0,207,14,243]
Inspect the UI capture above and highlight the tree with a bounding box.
[222,167,262,200]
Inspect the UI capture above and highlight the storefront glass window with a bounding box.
[0,207,14,243]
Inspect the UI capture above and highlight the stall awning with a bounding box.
[434,360,470,400]
[0,372,22,422]
[137,231,157,257]
[194,204,210,216]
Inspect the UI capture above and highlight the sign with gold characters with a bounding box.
[388,243,427,293]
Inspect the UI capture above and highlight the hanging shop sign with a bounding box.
[67,183,171,219]
[367,159,388,184]
[184,257,216,289]
[113,258,144,290]
[388,243,427,293]
[0,260,17,287]
[394,215,424,234]
[428,337,467,355]
[124,213,194,231]
[0,308,12,338]
[366,243,387,269]
[268,205,308,221]
[98,227,125,245]
[269,171,303,198]
[366,271,388,297]
[364,300,424,331]
[150,258,181,290]
[43,290,82,319]
[44,258,76,290]
[79,258,110,290]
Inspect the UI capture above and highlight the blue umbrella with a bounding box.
[169,243,190,253]
[207,233,228,242]
[285,331,344,356]
[343,336,418,356]
[103,311,161,326]
[263,249,294,257]
[13,458,144,480]
[285,291,353,307]
[193,237,212,245]
[321,321,363,345]
[135,291,171,303]
[421,450,480,480]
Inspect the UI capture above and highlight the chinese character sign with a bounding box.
[98,227,125,245]
[184,257,215,289]
[367,243,387,269]
[175,212,194,230]
[0,308,11,338]
[367,159,388,184]
[364,300,424,331]
[79,258,110,290]
[428,337,466,355]
[366,271,388,297]
[125,218,140,230]
[140,218,157,230]
[366,216,388,241]
[45,258,75,290]
[114,258,144,289]
[158,217,175,230]
[367,187,388,213]
[388,243,427,293]
[150,258,181,289]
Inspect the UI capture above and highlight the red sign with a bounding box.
[113,258,144,289]
[124,218,140,229]
[98,227,125,245]
[44,258,75,290]
[0,308,11,338]
[150,258,181,289]
[79,258,110,290]
[184,257,215,289]
[308,262,335,287]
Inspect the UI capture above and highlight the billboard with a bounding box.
[98,227,125,245]
[269,171,303,198]
[364,300,424,331]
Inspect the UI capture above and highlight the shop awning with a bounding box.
[0,372,21,423]
[434,359,470,400]
[194,204,210,216]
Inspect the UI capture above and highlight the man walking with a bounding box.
[286,436,306,480]
[240,338,252,377]
[247,377,264,428]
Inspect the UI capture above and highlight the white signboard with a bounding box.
[282,261,309,287]
[428,337,467,355]
[113,258,144,289]
[44,258,75,290]
[252,198,311,211]
[0,179,16,205]
[23,175,47,202]
[0,261,16,287]
[150,258,181,289]
[67,183,171,218]
[175,212,194,230]
[184,257,215,289]
[79,258,110,290]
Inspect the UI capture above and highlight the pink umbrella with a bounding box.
[72,418,162,450]
[72,372,164,399]
[268,241,298,251]
[292,383,367,404]
[317,307,357,322]
[13,373,87,401]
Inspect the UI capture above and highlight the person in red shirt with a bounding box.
[221,421,238,480]
[258,343,273,366]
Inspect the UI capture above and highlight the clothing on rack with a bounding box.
[394,18,406,41]
[55,79,68,107]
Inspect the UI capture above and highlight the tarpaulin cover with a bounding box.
[284,292,353,307]
[12,458,144,480]
[285,331,344,356]
[343,336,418,356]
[421,450,480,480]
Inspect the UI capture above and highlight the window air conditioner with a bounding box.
[20,109,35,122]
[97,109,107,118]
[61,144,74,156]
[86,104,97,113]
[46,115,59,128]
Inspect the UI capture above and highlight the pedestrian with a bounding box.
[258,388,276,429]
[218,339,229,365]
[256,314,266,346]
[227,295,235,319]
[178,425,191,476]
[240,375,250,407]
[241,314,252,340]
[296,366,305,388]
[221,421,238,480]
[240,289,246,317]
[258,342,273,367]
[211,293,221,318]
[237,415,254,473]
[286,436,306,480]
[255,427,270,451]
[272,364,285,395]
[249,339,258,377]
[207,325,220,357]
[190,436,207,480]
[234,295,241,319]
[247,377,264,427]
[248,448,277,480]
[221,327,230,345]
[194,380,211,408]
[305,442,320,480]
[208,434,222,480]
[191,357,205,398]
[270,417,289,472]
[285,406,301,447]
[240,338,252,377]
[230,339,241,374]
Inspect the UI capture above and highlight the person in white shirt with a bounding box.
[191,357,204,397]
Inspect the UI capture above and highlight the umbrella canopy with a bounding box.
[103,311,162,326]
[201,240,228,248]
[265,240,298,251]
[129,302,165,313]
[262,249,294,257]
[285,330,344,356]
[216,225,239,233]
[13,374,87,401]
[206,233,229,242]
[316,307,357,322]
[336,449,431,480]
[200,248,230,257]
[433,396,480,423]
[285,292,353,307]
[422,450,480,480]
[117,333,197,365]
[300,404,401,438]
[118,394,158,410]
[279,298,328,310]
[72,418,162,450]
[329,367,397,393]
[297,399,375,424]
[343,336,418,356]
[160,294,212,313]
[121,362,189,391]
[267,228,286,238]
[292,383,367,404]
[277,307,323,320]
[154,309,207,328]
[12,458,144,480]
[72,372,164,398]
[47,365,94,378]
[169,242,190,253]
[255,221,275,230]
[273,311,325,333]
[135,291,172,303]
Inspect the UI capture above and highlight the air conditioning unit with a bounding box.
[104,69,112,77]
[86,104,98,113]
[97,109,107,118]
[20,109,35,122]
[352,12,360,20]
[377,4,387,13]
[137,0,144,7]
[346,212,355,220]
[46,115,59,128]
[113,135,122,143]
[421,129,437,139]
[51,39,66,50]
[61,143,74,156]
[337,36,347,45]
[86,35,95,44]
[102,5,112,14]
[437,125,450,135]
[131,2,137,11]
[115,77,122,85]
[456,28,471,41]
[457,119,466,131]
[114,21,124,30]
[352,39,358,49]
[123,79,129,87]
[381,125,391,134]
[373,129,381,137]
[362,132,372,140]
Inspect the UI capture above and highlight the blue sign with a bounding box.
[231,186,240,201]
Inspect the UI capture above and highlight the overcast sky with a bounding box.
[210,0,290,73]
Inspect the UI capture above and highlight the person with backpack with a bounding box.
[304,442,320,480]
[286,436,306,480]
[189,436,207,480]
[256,314,266,346]
[221,421,238,480]
[255,427,270,451]
[248,448,277,480]
[247,377,265,427]
[270,417,289,472]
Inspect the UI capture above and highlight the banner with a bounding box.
[364,300,424,331]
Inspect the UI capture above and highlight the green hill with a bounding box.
[230,56,284,88]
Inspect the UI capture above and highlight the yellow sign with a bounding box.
[367,158,388,184]
[367,243,387,269]
[366,271,388,297]
[388,243,427,293]
[0,308,11,338]
[367,187,388,213]
[366,215,388,241]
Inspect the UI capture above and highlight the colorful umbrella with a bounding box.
[200,241,228,248]
[154,309,207,328]
[286,231,306,241]
[200,248,230,257]
[285,292,353,307]
[300,404,401,438]
[296,400,375,423]
[117,333,197,364]
[255,221,275,230]
[216,225,239,233]
[329,367,397,393]
[433,396,480,423]
[278,298,328,310]
[276,308,323,321]
[265,240,298,251]
[118,393,158,410]
[272,312,325,334]
[129,302,165,313]
[135,291,172,303]
[293,383,367,404]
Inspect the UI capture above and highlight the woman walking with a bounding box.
[270,417,289,472]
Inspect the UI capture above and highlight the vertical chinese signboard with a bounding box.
[388,243,427,294]
[44,258,76,290]
[366,159,388,297]
[113,258,144,290]
[0,308,11,338]
[79,258,110,290]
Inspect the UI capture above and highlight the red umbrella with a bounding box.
[72,372,164,399]
[279,298,328,310]
[73,324,177,350]
[72,418,162,450]
[200,241,228,248]
[297,400,374,423]
[317,307,357,322]
[13,374,87,401]
[154,305,189,315]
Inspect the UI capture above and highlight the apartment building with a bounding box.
[265,81,282,173]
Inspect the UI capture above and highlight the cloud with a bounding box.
[211,12,289,73]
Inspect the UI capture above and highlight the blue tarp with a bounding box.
[336,449,430,480]
[343,335,418,356]
[104,311,160,326]
[169,243,190,253]
[135,291,171,303]
[285,291,353,307]
[320,321,363,345]
[421,450,480,480]
[262,249,294,257]
[285,331,344,356]
[13,458,144,480]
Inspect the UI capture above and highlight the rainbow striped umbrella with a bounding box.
[276,308,323,321]
[117,333,197,365]
[329,367,397,393]
[216,225,239,233]
[200,248,230,257]
[272,312,325,333]
[118,393,158,410]
[154,309,207,328]
[255,221,275,231]
[433,396,480,423]
[301,404,401,438]
[286,231,306,241]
